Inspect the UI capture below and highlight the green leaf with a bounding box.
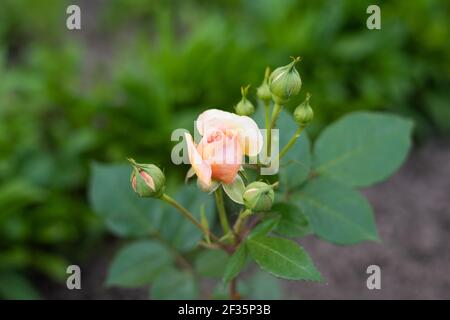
[313,112,413,187]
[106,240,173,288]
[294,177,379,245]
[223,244,248,284]
[212,280,249,300]
[150,268,198,300]
[247,218,279,239]
[89,164,215,252]
[247,236,321,281]
[280,132,311,190]
[222,175,245,204]
[271,202,311,238]
[159,183,215,252]
[194,249,229,278]
[89,163,163,237]
[254,107,311,188]
[246,271,282,300]
[215,271,283,300]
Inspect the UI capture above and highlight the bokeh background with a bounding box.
[0,0,449,299]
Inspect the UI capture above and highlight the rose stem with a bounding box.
[278,125,305,160]
[214,187,231,237]
[268,102,282,156]
[161,193,220,243]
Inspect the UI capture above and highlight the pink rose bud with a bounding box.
[128,159,165,198]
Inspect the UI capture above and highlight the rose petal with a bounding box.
[236,116,263,156]
[197,109,263,157]
[185,132,212,187]
[196,109,237,136]
[209,133,242,184]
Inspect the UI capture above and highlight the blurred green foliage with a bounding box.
[0,0,449,298]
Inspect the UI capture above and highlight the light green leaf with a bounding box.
[247,236,321,281]
[294,177,379,245]
[89,163,163,237]
[313,112,413,187]
[222,175,245,204]
[150,268,198,300]
[194,249,229,278]
[106,240,173,287]
[271,202,311,237]
[223,244,248,284]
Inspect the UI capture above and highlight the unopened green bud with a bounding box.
[293,93,314,126]
[128,158,165,198]
[235,85,255,116]
[256,67,272,103]
[243,181,274,212]
[269,56,302,105]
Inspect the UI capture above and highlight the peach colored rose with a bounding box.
[185,109,263,191]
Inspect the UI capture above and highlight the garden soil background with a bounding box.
[39,139,450,299]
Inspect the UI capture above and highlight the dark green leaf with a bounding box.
[294,177,379,245]
[212,281,249,300]
[223,244,248,284]
[271,202,311,237]
[106,240,173,287]
[254,108,311,189]
[159,183,215,252]
[247,236,321,281]
[194,249,229,278]
[89,164,214,252]
[246,271,282,300]
[248,218,279,239]
[280,133,311,190]
[89,163,163,237]
[313,112,413,187]
[150,268,198,300]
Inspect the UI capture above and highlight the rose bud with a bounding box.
[293,93,314,127]
[235,85,255,116]
[269,56,302,105]
[256,67,272,103]
[243,181,275,212]
[129,159,165,198]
